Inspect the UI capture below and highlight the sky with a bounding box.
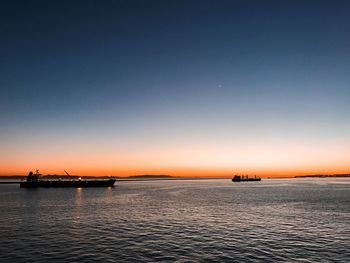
[1,0,350,177]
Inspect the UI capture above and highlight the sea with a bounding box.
[0,178,349,262]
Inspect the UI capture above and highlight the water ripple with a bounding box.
[0,179,349,262]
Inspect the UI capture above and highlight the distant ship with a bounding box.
[20,170,116,188]
[232,175,261,182]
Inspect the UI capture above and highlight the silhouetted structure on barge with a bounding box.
[20,170,116,188]
[232,175,261,182]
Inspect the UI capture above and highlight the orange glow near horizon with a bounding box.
[1,137,349,177]
[1,166,349,178]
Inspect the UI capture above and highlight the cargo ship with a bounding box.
[20,170,116,188]
[232,175,261,182]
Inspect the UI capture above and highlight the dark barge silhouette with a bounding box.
[232,175,261,182]
[20,170,116,188]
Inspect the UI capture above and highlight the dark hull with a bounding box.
[232,178,261,182]
[20,179,116,188]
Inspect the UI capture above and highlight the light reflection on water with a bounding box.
[0,178,349,262]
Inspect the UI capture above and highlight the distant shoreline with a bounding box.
[1,174,350,182]
[294,174,350,178]
[0,175,231,183]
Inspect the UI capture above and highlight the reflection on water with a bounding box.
[0,178,349,262]
[75,188,82,221]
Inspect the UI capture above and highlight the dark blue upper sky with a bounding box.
[1,0,350,175]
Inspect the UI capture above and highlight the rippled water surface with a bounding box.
[0,178,349,262]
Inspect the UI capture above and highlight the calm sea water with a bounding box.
[0,178,349,262]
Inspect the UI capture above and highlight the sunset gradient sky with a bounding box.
[1,0,350,177]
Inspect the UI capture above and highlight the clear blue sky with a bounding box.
[1,0,349,176]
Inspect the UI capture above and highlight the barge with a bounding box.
[232,175,261,182]
[20,170,116,188]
